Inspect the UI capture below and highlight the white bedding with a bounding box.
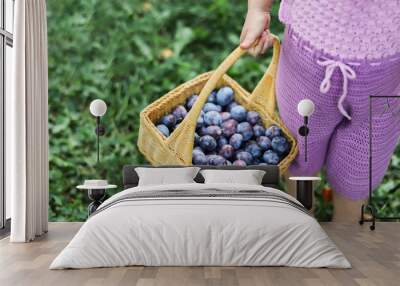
[50,183,350,269]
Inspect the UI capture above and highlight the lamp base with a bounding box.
[296,180,313,210]
[87,188,106,216]
[359,203,376,231]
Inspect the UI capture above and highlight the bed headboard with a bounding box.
[122,165,280,189]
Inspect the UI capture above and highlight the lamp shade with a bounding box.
[297,99,315,117]
[89,99,107,117]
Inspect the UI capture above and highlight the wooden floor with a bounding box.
[0,222,399,286]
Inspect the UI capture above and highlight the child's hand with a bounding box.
[240,1,274,57]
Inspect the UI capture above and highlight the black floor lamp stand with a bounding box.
[95,116,105,163]
[360,95,400,231]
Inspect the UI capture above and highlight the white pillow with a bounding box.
[135,167,200,186]
[200,169,265,185]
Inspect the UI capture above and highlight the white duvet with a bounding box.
[50,183,350,269]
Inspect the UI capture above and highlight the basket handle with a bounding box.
[249,34,280,114]
[166,35,280,164]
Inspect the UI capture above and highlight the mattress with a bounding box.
[50,183,350,269]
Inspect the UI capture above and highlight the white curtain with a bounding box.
[8,0,49,242]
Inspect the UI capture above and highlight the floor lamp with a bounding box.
[360,95,400,231]
[89,99,107,163]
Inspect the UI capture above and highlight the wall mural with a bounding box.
[47,0,400,221]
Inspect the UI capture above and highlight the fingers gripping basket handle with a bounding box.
[166,35,281,164]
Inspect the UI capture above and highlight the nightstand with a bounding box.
[289,177,321,210]
[77,180,117,216]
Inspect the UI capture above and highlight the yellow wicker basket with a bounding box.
[138,35,298,173]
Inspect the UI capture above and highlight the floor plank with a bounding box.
[0,222,399,286]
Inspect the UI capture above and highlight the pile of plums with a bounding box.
[156,86,291,166]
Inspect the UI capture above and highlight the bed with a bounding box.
[50,165,350,269]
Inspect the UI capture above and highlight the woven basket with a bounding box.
[138,35,298,173]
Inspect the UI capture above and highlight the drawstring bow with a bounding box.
[317,59,356,120]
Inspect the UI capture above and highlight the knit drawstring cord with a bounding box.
[317,59,357,120]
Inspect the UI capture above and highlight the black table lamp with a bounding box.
[297,99,315,162]
[89,99,107,163]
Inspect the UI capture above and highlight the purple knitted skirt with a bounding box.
[276,28,400,200]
